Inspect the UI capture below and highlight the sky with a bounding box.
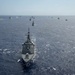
[0,0,75,15]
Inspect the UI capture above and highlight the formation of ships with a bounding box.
[20,16,68,66]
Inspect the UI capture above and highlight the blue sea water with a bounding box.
[0,16,75,75]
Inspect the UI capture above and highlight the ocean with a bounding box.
[0,16,75,75]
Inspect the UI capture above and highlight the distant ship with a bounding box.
[9,16,12,19]
[32,21,34,26]
[58,17,60,19]
[29,18,31,21]
[65,19,68,21]
[22,28,35,63]
[29,16,35,21]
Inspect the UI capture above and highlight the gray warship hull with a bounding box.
[21,28,35,63]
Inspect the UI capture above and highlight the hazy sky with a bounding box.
[0,0,75,15]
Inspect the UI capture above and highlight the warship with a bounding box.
[32,21,34,26]
[22,28,35,63]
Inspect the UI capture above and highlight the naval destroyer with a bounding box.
[22,28,35,63]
